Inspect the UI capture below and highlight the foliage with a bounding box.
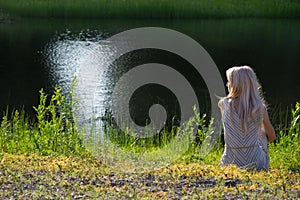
[0,87,299,171]
[103,105,208,153]
[0,0,299,19]
[269,102,300,172]
[289,102,300,136]
[0,87,299,198]
[0,87,86,156]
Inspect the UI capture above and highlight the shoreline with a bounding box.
[0,0,299,20]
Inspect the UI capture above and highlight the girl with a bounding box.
[218,66,276,171]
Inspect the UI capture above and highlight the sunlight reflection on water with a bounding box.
[44,30,115,126]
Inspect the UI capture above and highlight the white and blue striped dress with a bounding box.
[220,98,269,171]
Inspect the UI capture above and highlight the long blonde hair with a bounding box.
[219,66,265,134]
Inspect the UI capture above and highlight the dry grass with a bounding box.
[0,153,299,199]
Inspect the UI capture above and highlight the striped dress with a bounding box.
[220,98,269,171]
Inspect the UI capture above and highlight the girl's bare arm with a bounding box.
[263,107,276,142]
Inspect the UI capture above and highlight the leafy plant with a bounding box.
[289,102,300,137]
[0,87,86,156]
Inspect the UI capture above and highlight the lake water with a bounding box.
[0,19,299,126]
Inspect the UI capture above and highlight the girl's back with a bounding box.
[220,98,269,170]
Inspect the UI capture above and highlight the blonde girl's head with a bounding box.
[219,66,265,133]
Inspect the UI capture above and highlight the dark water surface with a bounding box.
[0,19,299,122]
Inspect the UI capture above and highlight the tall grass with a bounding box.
[0,88,86,156]
[0,87,299,172]
[269,102,300,172]
[0,0,299,19]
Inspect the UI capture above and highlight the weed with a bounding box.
[0,87,86,156]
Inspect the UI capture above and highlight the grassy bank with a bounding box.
[0,88,299,198]
[0,0,299,19]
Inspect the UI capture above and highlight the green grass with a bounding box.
[0,87,87,156]
[269,102,300,172]
[0,88,299,198]
[0,0,300,19]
